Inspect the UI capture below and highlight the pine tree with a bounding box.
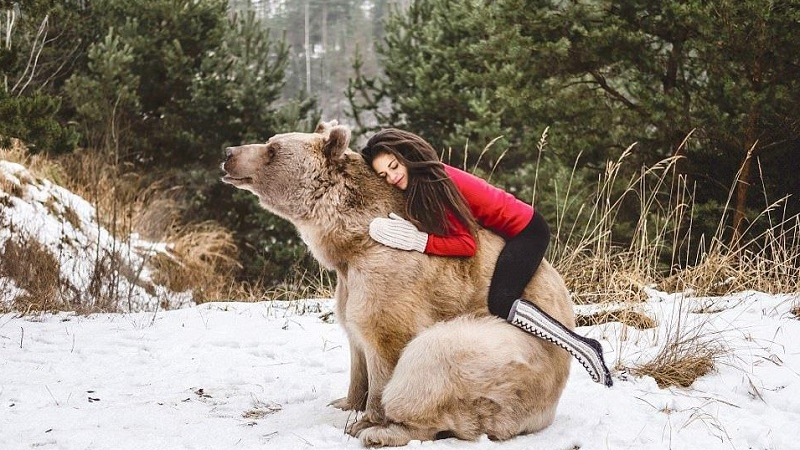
[0,1,78,152]
[349,0,800,242]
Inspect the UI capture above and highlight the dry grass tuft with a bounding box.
[549,142,687,306]
[791,303,799,319]
[56,150,147,234]
[150,221,243,303]
[1,175,24,199]
[242,400,282,420]
[264,265,336,301]
[560,254,651,305]
[0,138,67,183]
[546,130,800,304]
[0,237,61,312]
[631,337,724,388]
[660,252,740,297]
[628,304,728,389]
[576,307,657,329]
[660,218,800,297]
[3,142,257,312]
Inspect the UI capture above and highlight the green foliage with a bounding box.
[349,0,800,250]
[0,0,78,152]
[63,27,141,153]
[5,0,798,288]
[0,89,77,153]
[67,0,230,164]
[187,10,311,148]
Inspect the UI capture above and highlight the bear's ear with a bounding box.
[314,120,340,136]
[322,124,351,161]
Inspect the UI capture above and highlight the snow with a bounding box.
[2,160,800,449]
[1,293,799,450]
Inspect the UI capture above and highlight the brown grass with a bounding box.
[1,175,24,199]
[659,210,800,297]
[0,138,66,183]
[149,221,243,303]
[791,303,799,319]
[660,252,738,297]
[543,131,800,304]
[242,400,282,420]
[549,144,688,306]
[630,332,726,388]
[55,149,145,235]
[53,149,262,305]
[3,129,798,316]
[263,265,336,302]
[576,307,657,329]
[560,254,651,305]
[626,298,729,388]
[0,237,61,313]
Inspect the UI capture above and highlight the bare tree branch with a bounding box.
[11,14,49,96]
[589,69,640,110]
[4,8,17,50]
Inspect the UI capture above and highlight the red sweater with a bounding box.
[424,165,534,256]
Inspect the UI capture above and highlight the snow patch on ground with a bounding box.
[1,293,798,450]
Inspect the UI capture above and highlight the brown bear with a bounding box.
[221,121,574,447]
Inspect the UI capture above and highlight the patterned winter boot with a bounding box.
[508,298,613,387]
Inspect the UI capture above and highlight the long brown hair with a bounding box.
[361,128,477,236]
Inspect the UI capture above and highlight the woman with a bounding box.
[361,128,612,387]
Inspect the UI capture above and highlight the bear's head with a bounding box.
[221,121,376,222]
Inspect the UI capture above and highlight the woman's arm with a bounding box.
[424,215,476,257]
[369,212,476,257]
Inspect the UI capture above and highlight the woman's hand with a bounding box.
[369,213,428,252]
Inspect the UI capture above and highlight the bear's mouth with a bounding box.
[221,174,253,184]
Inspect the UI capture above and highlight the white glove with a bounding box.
[369,213,429,252]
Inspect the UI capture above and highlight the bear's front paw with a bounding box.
[359,424,413,448]
[329,395,367,411]
[346,416,381,437]
[329,397,353,410]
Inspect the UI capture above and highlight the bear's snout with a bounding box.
[220,146,250,185]
[224,147,237,161]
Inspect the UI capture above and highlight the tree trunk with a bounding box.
[731,110,759,248]
[304,1,311,93]
[321,0,327,90]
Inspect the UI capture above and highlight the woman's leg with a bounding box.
[508,299,613,387]
[487,212,549,319]
[487,212,613,387]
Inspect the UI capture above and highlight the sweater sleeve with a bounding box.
[423,211,477,257]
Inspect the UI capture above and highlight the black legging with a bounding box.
[487,211,550,319]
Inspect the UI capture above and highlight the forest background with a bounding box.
[2,0,799,304]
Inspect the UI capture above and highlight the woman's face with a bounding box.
[371,152,409,190]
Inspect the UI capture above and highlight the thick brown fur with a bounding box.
[221,121,575,447]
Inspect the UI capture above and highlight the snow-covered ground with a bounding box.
[1,292,798,450]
